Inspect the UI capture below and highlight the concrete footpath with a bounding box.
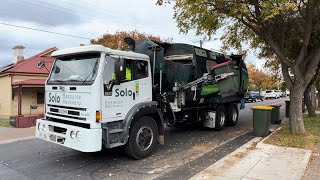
[191,136,312,180]
[0,127,35,144]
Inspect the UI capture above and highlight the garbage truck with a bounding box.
[36,37,249,159]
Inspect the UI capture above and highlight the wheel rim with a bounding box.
[136,125,154,151]
[232,108,237,122]
[220,111,225,126]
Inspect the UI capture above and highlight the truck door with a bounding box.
[102,57,152,122]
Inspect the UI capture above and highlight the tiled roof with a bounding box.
[3,47,58,74]
[12,79,46,86]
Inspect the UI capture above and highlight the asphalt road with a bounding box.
[0,98,286,180]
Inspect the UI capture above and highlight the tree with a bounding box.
[315,72,320,108]
[157,0,320,134]
[261,48,318,117]
[90,30,172,50]
[264,58,282,89]
[247,63,275,90]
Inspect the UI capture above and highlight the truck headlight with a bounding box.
[38,123,41,131]
[76,131,81,141]
[70,131,76,139]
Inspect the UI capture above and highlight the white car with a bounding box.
[276,90,282,98]
[265,90,279,99]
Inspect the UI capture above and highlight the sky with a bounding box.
[0,0,266,68]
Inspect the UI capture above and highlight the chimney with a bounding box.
[13,45,25,64]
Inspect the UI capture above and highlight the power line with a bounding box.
[13,0,93,24]
[11,0,195,42]
[0,11,93,35]
[0,22,92,40]
[55,0,136,24]
[31,0,132,27]
[15,0,186,39]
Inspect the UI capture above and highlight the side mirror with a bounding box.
[114,58,126,81]
[37,61,45,69]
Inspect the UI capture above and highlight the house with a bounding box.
[0,46,58,119]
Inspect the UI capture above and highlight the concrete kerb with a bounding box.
[256,126,282,148]
[190,125,312,180]
[190,137,264,180]
[0,136,35,145]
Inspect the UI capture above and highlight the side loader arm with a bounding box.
[173,72,235,92]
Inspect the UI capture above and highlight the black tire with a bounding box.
[215,105,226,130]
[124,116,158,159]
[226,104,239,126]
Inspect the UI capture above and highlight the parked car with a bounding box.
[245,91,264,102]
[265,90,278,99]
[275,90,282,98]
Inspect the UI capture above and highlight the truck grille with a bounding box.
[47,104,86,111]
[47,104,87,121]
[47,112,86,120]
[48,117,90,129]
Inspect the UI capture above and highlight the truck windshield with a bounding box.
[48,53,100,85]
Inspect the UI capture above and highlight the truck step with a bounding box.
[109,142,125,148]
[109,129,124,134]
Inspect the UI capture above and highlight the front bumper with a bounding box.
[36,119,102,152]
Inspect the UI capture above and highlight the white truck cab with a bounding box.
[36,45,160,157]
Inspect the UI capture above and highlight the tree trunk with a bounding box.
[304,83,317,117]
[289,84,306,134]
[318,87,320,108]
[311,84,316,107]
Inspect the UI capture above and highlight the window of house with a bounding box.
[37,90,44,104]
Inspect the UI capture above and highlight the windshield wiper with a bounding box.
[82,60,98,84]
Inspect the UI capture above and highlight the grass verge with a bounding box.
[265,115,320,152]
[0,121,12,128]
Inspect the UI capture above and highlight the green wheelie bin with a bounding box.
[269,104,281,124]
[252,106,273,137]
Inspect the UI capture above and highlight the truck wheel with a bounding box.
[124,116,158,159]
[226,104,238,126]
[215,106,226,130]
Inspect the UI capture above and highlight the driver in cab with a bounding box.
[112,61,132,81]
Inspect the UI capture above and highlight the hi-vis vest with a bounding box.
[112,68,131,81]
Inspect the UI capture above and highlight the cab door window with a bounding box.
[134,60,148,79]
[122,59,148,81]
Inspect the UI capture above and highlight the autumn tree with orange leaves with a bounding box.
[90,30,172,50]
[247,63,275,91]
